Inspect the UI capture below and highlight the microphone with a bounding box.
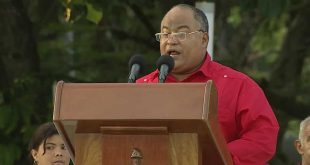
[156,55,175,83]
[128,55,145,83]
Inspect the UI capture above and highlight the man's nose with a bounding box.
[166,35,178,44]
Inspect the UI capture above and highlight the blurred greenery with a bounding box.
[0,0,309,164]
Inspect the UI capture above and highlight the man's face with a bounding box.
[159,7,208,76]
[295,124,310,165]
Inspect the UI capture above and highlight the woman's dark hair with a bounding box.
[28,122,59,163]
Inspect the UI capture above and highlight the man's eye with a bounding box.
[175,32,186,38]
[162,33,169,38]
[175,33,183,36]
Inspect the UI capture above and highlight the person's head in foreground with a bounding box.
[28,122,70,165]
[295,116,310,165]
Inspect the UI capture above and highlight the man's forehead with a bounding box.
[161,7,198,30]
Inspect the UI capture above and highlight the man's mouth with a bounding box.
[167,50,181,56]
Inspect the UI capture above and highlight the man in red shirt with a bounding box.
[136,4,279,165]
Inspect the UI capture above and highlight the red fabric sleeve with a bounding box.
[228,80,279,165]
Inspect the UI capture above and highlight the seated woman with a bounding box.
[28,122,70,165]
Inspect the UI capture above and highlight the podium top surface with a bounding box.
[53,82,216,121]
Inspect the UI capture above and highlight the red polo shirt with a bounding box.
[136,54,279,165]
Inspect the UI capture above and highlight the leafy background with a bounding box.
[0,0,309,164]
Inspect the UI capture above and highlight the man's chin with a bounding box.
[170,67,184,75]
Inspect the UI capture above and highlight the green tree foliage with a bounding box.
[0,0,309,164]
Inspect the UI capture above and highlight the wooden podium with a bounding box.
[53,81,233,165]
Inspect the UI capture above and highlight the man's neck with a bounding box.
[170,54,207,81]
[170,72,193,81]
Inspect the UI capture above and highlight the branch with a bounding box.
[289,1,310,13]
[263,86,310,119]
[107,26,159,51]
[126,3,156,37]
[267,5,310,119]
[270,3,310,93]
[0,55,12,103]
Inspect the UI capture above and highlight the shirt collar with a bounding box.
[151,52,212,81]
[198,52,212,78]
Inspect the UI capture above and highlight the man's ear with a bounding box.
[295,139,304,155]
[31,149,38,161]
[202,32,209,48]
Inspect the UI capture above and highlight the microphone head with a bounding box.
[156,55,175,73]
[128,54,145,71]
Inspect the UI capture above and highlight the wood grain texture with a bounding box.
[75,133,102,165]
[170,133,198,165]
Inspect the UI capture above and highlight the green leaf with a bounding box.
[227,6,242,28]
[86,3,103,24]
